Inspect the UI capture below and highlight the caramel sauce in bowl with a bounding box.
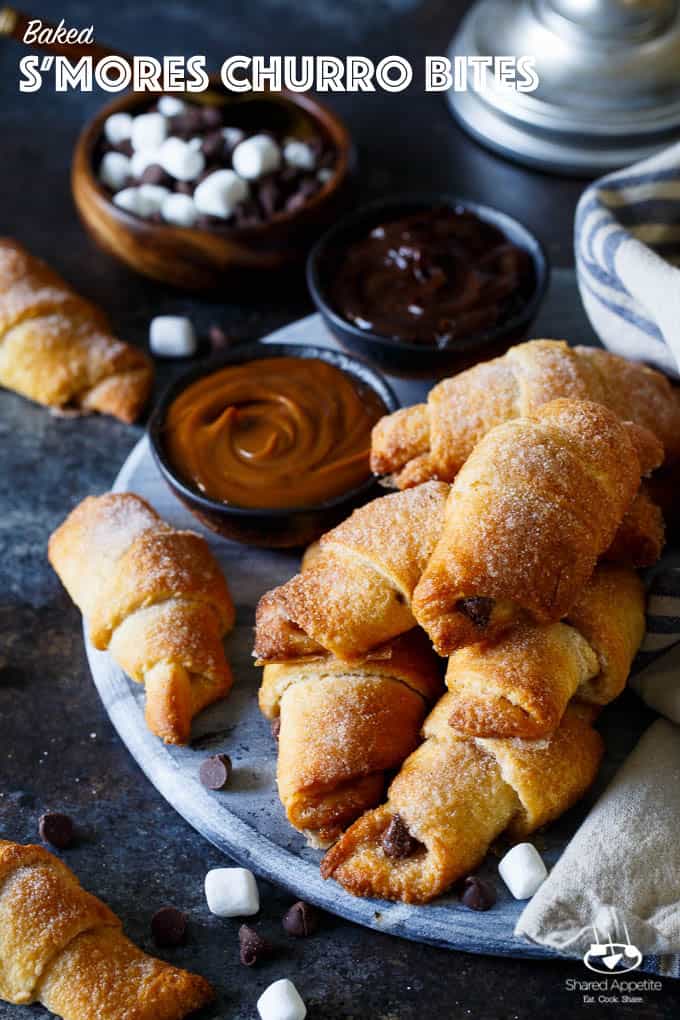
[149,343,398,547]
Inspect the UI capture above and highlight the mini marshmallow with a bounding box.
[131,111,168,153]
[137,183,171,216]
[99,151,131,191]
[158,137,205,182]
[130,148,160,178]
[149,316,198,358]
[113,187,143,215]
[257,979,307,1020]
[162,192,198,227]
[157,95,186,117]
[204,867,259,917]
[194,169,248,219]
[283,139,316,171]
[188,137,204,151]
[232,133,281,180]
[498,842,548,900]
[222,126,245,149]
[317,167,334,184]
[104,111,133,146]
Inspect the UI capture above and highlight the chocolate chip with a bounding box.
[175,181,194,195]
[282,900,319,937]
[114,138,133,157]
[209,325,230,351]
[202,130,225,162]
[238,924,273,966]
[284,177,320,214]
[461,875,496,912]
[140,163,169,186]
[38,811,74,849]
[456,596,495,629]
[199,754,232,790]
[170,109,203,138]
[381,814,421,859]
[201,105,223,129]
[257,176,281,218]
[271,717,281,742]
[151,906,188,947]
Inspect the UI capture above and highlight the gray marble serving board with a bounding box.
[86,273,651,960]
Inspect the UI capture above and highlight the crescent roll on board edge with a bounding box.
[321,701,603,904]
[48,493,235,744]
[371,338,680,487]
[0,238,152,422]
[412,399,662,656]
[0,840,213,1019]
[258,629,445,846]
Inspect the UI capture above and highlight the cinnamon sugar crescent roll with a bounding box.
[321,701,603,904]
[48,493,235,744]
[0,238,152,422]
[412,399,661,656]
[0,840,213,1017]
[259,630,444,845]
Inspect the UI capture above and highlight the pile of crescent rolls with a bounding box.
[255,339,680,904]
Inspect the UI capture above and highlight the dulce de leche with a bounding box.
[163,357,386,509]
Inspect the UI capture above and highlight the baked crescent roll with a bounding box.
[412,399,662,656]
[0,238,152,422]
[321,701,603,903]
[371,339,680,485]
[254,481,450,664]
[48,493,235,744]
[0,840,213,1018]
[445,564,645,739]
[259,630,444,846]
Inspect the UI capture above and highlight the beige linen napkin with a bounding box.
[516,717,680,971]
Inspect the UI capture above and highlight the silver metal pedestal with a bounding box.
[448,0,680,175]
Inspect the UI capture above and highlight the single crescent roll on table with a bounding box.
[48,492,235,744]
[321,701,603,904]
[412,399,662,656]
[445,564,645,739]
[0,841,213,1018]
[0,238,152,422]
[371,339,680,485]
[259,629,444,846]
[254,481,450,664]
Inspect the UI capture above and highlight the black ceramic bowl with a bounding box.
[148,342,399,548]
[307,194,549,378]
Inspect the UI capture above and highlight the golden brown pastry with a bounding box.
[0,238,152,422]
[259,630,444,846]
[48,493,235,744]
[254,481,450,664]
[445,564,645,739]
[0,840,213,1018]
[604,485,665,567]
[371,339,680,485]
[321,701,603,904]
[412,399,661,656]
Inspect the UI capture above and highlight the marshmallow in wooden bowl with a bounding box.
[575,139,680,377]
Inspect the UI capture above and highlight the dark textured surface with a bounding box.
[1,2,679,1017]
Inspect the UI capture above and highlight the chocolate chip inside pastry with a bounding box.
[381,814,423,859]
[455,596,495,628]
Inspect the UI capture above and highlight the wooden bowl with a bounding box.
[72,81,356,289]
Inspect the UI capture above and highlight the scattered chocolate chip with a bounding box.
[114,138,133,157]
[282,900,319,937]
[381,814,421,859]
[460,875,496,911]
[209,325,230,351]
[151,906,188,946]
[170,109,203,138]
[239,924,273,966]
[257,176,281,218]
[233,200,262,228]
[201,105,223,129]
[285,177,320,214]
[201,130,225,161]
[175,180,194,196]
[456,596,495,629]
[39,811,74,849]
[140,163,170,186]
[271,717,281,742]
[199,753,232,790]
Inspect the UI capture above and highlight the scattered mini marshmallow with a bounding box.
[131,111,168,153]
[232,133,281,180]
[188,137,204,151]
[99,151,131,191]
[204,866,260,917]
[130,148,161,178]
[149,316,198,358]
[161,192,198,227]
[257,979,307,1020]
[283,139,316,171]
[157,95,186,117]
[222,126,245,149]
[194,169,249,218]
[104,111,133,146]
[113,187,143,215]
[137,183,171,216]
[498,842,548,900]
[317,167,334,184]
[158,136,205,182]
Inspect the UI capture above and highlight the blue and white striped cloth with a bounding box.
[633,566,680,723]
[575,142,680,378]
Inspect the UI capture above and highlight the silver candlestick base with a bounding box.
[448,0,680,175]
